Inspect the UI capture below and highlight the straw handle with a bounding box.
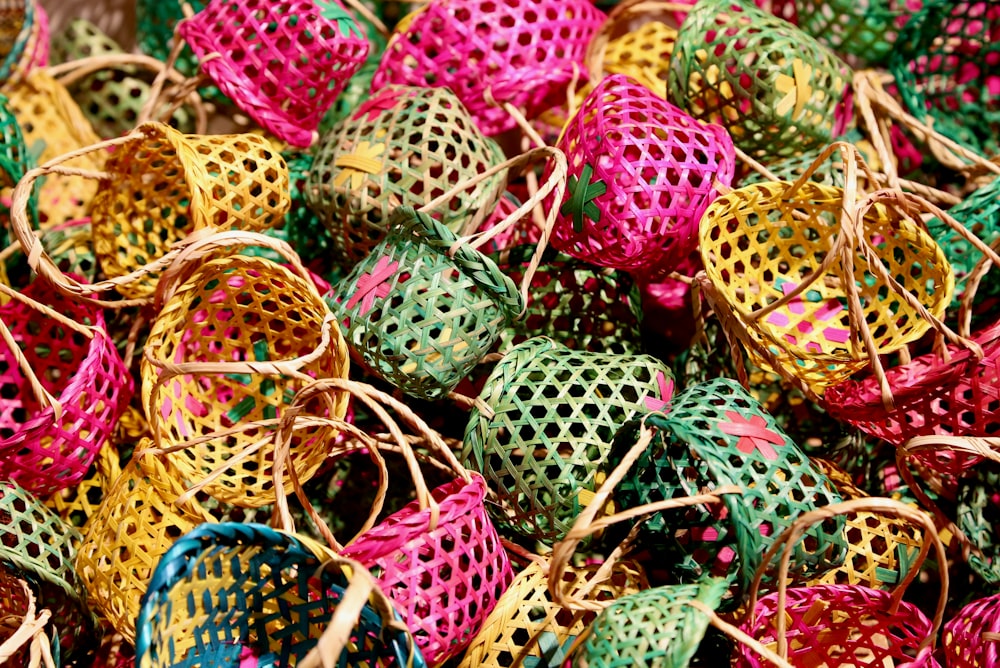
[744,497,948,661]
[0,580,54,668]
[0,315,60,417]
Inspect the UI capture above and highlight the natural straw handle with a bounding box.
[299,555,419,668]
[549,415,741,611]
[0,580,54,668]
[744,497,948,661]
[417,145,568,317]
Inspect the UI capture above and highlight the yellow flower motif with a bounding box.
[333,141,386,191]
[775,58,815,121]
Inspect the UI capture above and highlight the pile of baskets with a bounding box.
[0,0,999,666]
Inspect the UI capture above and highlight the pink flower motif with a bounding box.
[344,256,399,316]
[643,371,675,412]
[353,88,405,122]
[719,411,784,460]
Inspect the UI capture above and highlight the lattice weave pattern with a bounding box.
[796,0,918,67]
[135,523,422,667]
[957,465,1000,586]
[372,0,605,135]
[91,121,290,299]
[943,592,1000,668]
[307,85,505,267]
[700,181,953,394]
[142,254,348,508]
[462,336,676,544]
[668,0,853,161]
[75,447,213,643]
[178,0,369,147]
[343,474,513,666]
[0,278,131,496]
[602,21,679,96]
[554,74,735,275]
[330,206,521,400]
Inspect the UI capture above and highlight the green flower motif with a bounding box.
[561,163,606,233]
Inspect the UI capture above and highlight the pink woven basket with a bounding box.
[943,592,1000,668]
[552,74,735,276]
[178,0,369,147]
[342,472,514,666]
[0,277,131,497]
[372,0,605,136]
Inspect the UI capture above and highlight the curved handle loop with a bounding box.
[744,497,948,661]
[548,414,741,611]
[0,579,55,668]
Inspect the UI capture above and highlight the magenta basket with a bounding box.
[342,473,514,666]
[552,74,735,276]
[178,0,369,147]
[372,0,605,136]
[0,278,131,496]
[943,592,1000,668]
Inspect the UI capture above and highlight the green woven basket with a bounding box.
[795,0,918,67]
[462,336,676,544]
[571,579,731,668]
[306,84,506,267]
[0,92,35,241]
[330,206,523,400]
[604,377,847,601]
[668,0,854,162]
[957,462,1000,587]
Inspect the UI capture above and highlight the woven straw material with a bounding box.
[330,206,521,400]
[0,91,33,243]
[796,0,917,67]
[38,217,100,283]
[700,180,953,395]
[178,0,369,148]
[741,584,939,667]
[571,579,729,668]
[943,592,1000,668]
[0,565,33,665]
[824,319,1000,452]
[142,254,349,508]
[890,0,1000,157]
[3,69,103,228]
[493,245,644,355]
[606,378,846,596]
[307,84,506,267]
[342,473,513,665]
[135,0,208,87]
[43,428,128,529]
[807,459,924,591]
[602,21,679,96]
[0,0,36,83]
[76,447,214,643]
[0,481,91,659]
[553,74,735,275]
[0,278,132,497]
[668,0,853,162]
[135,522,423,668]
[51,19,192,138]
[90,121,290,299]
[957,464,1000,586]
[462,336,676,544]
[372,0,605,136]
[458,560,648,668]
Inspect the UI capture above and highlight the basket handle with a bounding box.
[744,497,948,661]
[0,579,55,668]
[417,145,568,318]
[299,554,420,668]
[548,415,741,612]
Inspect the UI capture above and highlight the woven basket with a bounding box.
[595,19,680,96]
[668,0,853,162]
[462,336,676,544]
[0,276,131,497]
[135,522,424,668]
[699,145,954,398]
[943,592,1000,668]
[330,206,524,400]
[458,559,648,668]
[795,0,918,67]
[372,0,605,136]
[604,378,846,598]
[957,463,1000,586]
[0,481,92,662]
[0,571,46,667]
[177,0,369,147]
[740,498,947,668]
[0,0,41,84]
[135,0,211,98]
[0,91,33,242]
[890,0,1000,157]
[142,236,349,508]
[75,446,214,643]
[553,74,735,276]
[2,69,103,228]
[306,84,506,267]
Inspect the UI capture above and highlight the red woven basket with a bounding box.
[177,0,369,147]
[943,592,1000,668]
[0,277,131,497]
[552,74,735,276]
[372,0,605,136]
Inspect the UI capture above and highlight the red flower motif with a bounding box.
[344,256,399,316]
[718,411,784,460]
